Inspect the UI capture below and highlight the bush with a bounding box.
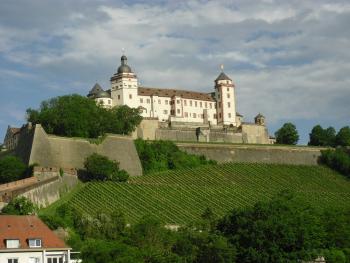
[0,156,28,184]
[83,153,129,182]
[1,196,37,215]
[135,139,216,174]
[320,148,350,178]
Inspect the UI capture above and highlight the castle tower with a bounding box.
[255,113,265,126]
[110,55,139,108]
[214,66,236,126]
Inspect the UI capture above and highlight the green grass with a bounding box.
[44,163,350,225]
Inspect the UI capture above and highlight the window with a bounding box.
[6,239,20,248]
[219,113,222,118]
[189,100,192,106]
[129,94,132,99]
[195,101,197,107]
[158,99,161,104]
[165,100,168,105]
[200,102,202,108]
[210,103,212,109]
[214,114,217,119]
[47,257,63,263]
[228,113,232,118]
[177,100,180,104]
[7,259,18,263]
[205,102,207,108]
[227,87,229,91]
[227,93,230,98]
[177,109,180,114]
[184,100,187,106]
[140,98,143,103]
[118,95,120,100]
[219,102,221,108]
[193,113,196,118]
[184,112,188,117]
[29,238,42,248]
[128,85,131,87]
[29,257,40,263]
[163,110,168,114]
[147,99,150,104]
[227,102,231,108]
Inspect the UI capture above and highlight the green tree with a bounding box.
[217,191,324,262]
[83,153,129,182]
[27,95,142,138]
[309,125,336,146]
[2,196,37,215]
[336,126,350,146]
[275,122,299,145]
[0,156,27,183]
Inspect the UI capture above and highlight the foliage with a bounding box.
[83,153,129,182]
[275,122,299,145]
[27,94,142,138]
[309,125,336,146]
[1,196,37,215]
[336,126,350,146]
[217,191,326,262]
[57,163,350,224]
[320,148,350,178]
[135,139,216,174]
[0,155,28,183]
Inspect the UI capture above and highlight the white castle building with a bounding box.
[88,55,241,127]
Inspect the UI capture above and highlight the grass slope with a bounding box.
[49,163,350,224]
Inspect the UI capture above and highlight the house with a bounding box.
[0,215,71,263]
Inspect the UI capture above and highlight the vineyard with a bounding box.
[48,163,350,224]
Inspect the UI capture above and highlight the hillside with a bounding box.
[45,163,350,224]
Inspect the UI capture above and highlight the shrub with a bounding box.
[135,139,216,174]
[320,148,350,178]
[83,153,129,182]
[1,196,37,215]
[0,156,27,184]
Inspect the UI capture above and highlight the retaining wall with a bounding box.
[177,143,327,165]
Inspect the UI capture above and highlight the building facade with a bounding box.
[0,215,72,263]
[88,55,239,126]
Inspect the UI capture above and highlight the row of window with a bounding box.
[6,239,41,249]
[7,257,64,263]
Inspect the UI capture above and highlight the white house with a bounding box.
[0,215,71,263]
[88,55,238,126]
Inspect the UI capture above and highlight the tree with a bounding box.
[217,191,324,262]
[83,153,129,182]
[336,126,350,146]
[275,122,299,145]
[0,156,27,183]
[1,196,37,215]
[27,94,142,138]
[309,125,336,147]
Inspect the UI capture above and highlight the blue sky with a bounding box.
[0,0,349,144]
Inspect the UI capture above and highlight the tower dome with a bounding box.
[117,55,132,74]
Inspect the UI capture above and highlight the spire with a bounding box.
[220,64,224,72]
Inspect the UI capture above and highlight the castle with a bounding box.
[86,55,274,144]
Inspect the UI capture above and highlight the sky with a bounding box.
[0,0,349,145]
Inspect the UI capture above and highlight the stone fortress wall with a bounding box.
[177,143,327,166]
[12,124,143,176]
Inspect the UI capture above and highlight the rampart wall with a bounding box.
[177,143,327,165]
[12,124,142,176]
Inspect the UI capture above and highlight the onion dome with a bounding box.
[88,83,104,98]
[117,55,133,74]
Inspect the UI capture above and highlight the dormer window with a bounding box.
[6,239,20,248]
[28,238,42,248]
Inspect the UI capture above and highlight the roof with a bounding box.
[88,83,104,96]
[215,72,232,82]
[0,215,69,249]
[138,86,215,102]
[95,90,111,99]
[8,127,20,135]
[236,112,243,117]
[255,113,265,118]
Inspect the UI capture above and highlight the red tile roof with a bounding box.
[138,86,215,102]
[0,215,68,249]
